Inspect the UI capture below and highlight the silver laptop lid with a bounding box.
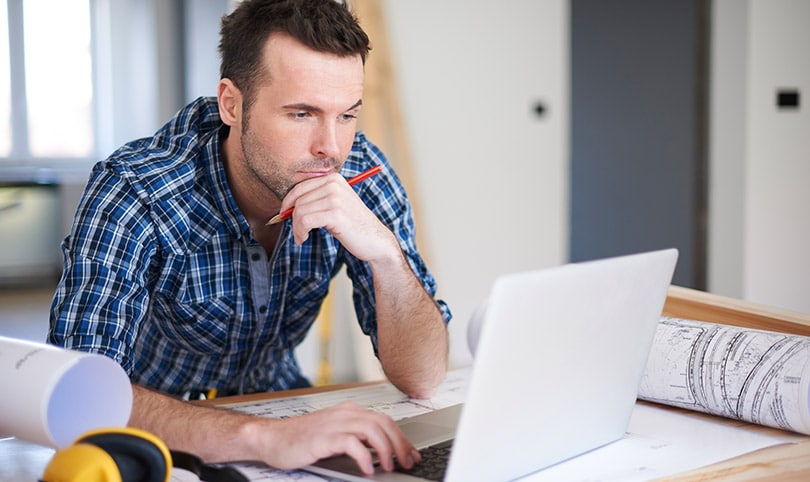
[446,249,678,482]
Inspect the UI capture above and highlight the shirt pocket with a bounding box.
[151,293,235,354]
[150,251,237,355]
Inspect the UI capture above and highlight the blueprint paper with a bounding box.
[0,336,132,447]
[221,369,469,421]
[638,316,810,435]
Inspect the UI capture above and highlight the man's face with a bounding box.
[239,33,364,201]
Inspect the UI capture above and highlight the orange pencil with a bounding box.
[266,164,382,225]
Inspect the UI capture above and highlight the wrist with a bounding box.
[368,242,408,273]
[233,416,271,460]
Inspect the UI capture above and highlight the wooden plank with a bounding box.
[349,0,432,262]
[662,440,810,481]
[198,380,383,407]
[663,285,810,337]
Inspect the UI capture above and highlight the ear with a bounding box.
[218,78,242,128]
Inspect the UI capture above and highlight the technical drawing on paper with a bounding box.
[221,368,469,422]
[638,316,810,435]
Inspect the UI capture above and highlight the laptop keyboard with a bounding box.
[396,440,454,481]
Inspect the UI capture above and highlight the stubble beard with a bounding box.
[240,123,344,203]
[240,127,291,202]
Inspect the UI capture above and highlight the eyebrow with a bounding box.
[283,99,363,113]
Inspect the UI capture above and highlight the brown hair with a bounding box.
[219,0,370,108]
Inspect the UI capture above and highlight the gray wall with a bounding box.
[570,0,707,288]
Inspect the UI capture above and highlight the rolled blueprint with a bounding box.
[0,336,132,447]
[638,317,810,435]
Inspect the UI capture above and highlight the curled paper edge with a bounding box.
[0,336,132,448]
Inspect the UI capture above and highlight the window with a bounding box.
[0,1,10,156]
[1,0,94,164]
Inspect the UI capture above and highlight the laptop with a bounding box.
[305,248,678,481]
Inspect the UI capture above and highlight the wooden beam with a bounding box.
[349,0,432,263]
[663,285,810,337]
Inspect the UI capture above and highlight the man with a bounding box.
[49,0,450,474]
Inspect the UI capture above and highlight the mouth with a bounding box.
[298,169,334,177]
[292,159,342,185]
[296,162,341,180]
[292,170,331,186]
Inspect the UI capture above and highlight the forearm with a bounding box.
[371,252,449,399]
[128,384,269,463]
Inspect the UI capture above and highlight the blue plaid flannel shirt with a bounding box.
[49,97,451,396]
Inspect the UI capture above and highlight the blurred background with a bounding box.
[0,0,807,384]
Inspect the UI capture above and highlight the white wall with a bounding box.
[380,0,570,368]
[709,0,810,313]
[744,0,810,313]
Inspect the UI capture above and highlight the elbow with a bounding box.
[397,364,447,400]
[404,385,438,400]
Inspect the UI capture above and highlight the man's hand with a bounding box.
[251,402,420,473]
[131,386,419,475]
[280,172,399,261]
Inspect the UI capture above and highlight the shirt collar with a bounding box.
[199,109,251,239]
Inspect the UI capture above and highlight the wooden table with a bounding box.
[5,286,810,481]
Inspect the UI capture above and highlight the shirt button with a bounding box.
[251,253,261,261]
[259,305,268,314]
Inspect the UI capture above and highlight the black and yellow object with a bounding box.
[41,426,249,482]
[41,427,171,482]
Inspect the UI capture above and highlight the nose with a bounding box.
[311,120,341,160]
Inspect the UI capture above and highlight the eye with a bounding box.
[339,113,358,122]
[290,112,311,120]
